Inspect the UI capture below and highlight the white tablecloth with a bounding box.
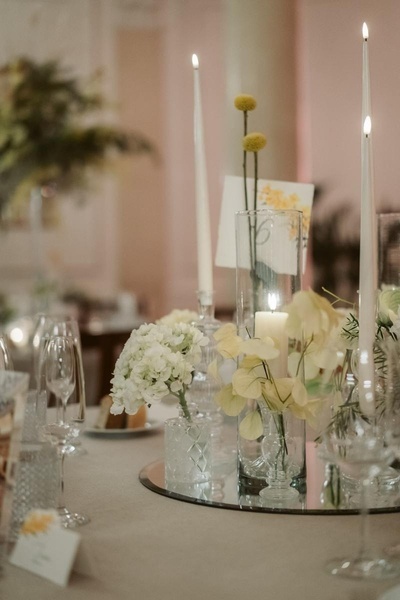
[2,402,400,600]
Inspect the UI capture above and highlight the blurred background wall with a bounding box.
[0,0,399,322]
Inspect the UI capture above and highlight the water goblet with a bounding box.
[41,335,90,528]
[319,419,400,579]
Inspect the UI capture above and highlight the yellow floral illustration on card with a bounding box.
[20,510,58,535]
[258,184,311,238]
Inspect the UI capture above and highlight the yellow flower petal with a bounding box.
[240,355,264,370]
[216,334,242,359]
[289,396,324,429]
[239,410,263,440]
[290,378,309,407]
[378,289,400,322]
[213,322,237,342]
[232,368,262,399]
[239,337,279,361]
[288,351,320,380]
[215,384,246,416]
[263,378,294,411]
[284,289,342,341]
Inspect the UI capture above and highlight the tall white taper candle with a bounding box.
[358,115,376,417]
[192,54,213,299]
[358,22,376,417]
[362,22,377,288]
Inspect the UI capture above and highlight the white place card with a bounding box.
[9,510,80,586]
[215,175,315,272]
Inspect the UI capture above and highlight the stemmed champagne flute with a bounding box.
[42,335,89,528]
[319,415,400,579]
[47,317,86,456]
[33,314,86,455]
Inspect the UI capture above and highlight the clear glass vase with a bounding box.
[164,415,211,488]
[235,209,305,495]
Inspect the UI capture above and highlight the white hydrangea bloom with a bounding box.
[110,322,208,415]
[156,309,198,327]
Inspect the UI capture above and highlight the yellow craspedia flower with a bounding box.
[242,132,267,152]
[234,94,257,111]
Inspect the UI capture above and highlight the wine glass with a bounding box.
[41,335,90,528]
[319,416,400,579]
[34,314,86,456]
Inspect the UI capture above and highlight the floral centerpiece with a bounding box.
[109,321,208,422]
[210,285,350,499]
[212,289,347,438]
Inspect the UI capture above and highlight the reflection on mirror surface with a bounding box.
[140,442,400,515]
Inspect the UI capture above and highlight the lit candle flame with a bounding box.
[268,293,277,311]
[364,115,372,136]
[192,54,199,69]
[362,22,369,41]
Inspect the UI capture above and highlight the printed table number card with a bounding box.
[215,175,315,273]
[9,509,80,586]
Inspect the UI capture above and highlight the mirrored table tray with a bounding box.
[139,443,400,515]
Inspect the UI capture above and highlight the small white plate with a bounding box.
[379,585,400,600]
[84,419,162,437]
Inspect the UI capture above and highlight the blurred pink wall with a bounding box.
[298,0,400,232]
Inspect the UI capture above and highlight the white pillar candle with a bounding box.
[255,310,288,378]
[192,54,213,297]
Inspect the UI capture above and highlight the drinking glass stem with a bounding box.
[357,475,373,560]
[58,450,66,511]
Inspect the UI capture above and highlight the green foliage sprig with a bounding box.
[0,57,154,214]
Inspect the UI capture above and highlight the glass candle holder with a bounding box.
[235,209,305,496]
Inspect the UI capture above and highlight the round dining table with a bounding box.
[1,401,400,600]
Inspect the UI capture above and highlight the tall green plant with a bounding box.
[0,57,154,215]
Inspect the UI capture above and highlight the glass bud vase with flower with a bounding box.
[212,286,347,505]
[110,321,211,489]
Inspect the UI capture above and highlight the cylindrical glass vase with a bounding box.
[164,415,212,487]
[235,209,305,495]
[378,212,400,289]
